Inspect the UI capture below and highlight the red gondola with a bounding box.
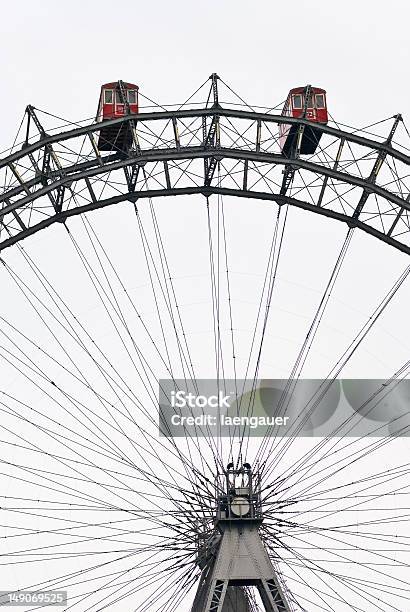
[96,80,139,152]
[279,86,328,155]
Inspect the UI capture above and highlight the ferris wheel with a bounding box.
[0,74,410,611]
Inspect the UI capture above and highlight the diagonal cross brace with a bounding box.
[25,105,66,214]
[203,74,221,188]
[353,114,402,220]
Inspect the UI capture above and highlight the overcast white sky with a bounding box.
[1,0,409,143]
[1,2,410,611]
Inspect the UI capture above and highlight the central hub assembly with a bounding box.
[215,462,263,526]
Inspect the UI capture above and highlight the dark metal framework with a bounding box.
[1,78,410,611]
[1,75,410,255]
[192,465,294,611]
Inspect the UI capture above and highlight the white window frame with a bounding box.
[315,93,325,109]
[104,89,114,104]
[127,90,137,104]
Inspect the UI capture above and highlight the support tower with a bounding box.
[192,464,293,611]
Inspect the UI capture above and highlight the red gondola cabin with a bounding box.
[279,86,328,155]
[96,81,139,152]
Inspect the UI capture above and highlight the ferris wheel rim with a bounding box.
[0,98,409,257]
[0,185,409,256]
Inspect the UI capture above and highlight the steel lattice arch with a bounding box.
[1,75,410,255]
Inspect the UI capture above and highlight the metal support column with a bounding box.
[192,465,293,612]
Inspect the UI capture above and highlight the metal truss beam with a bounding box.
[0,105,409,256]
[353,114,402,220]
[2,108,409,170]
[2,185,408,256]
[202,73,221,187]
[1,148,408,213]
